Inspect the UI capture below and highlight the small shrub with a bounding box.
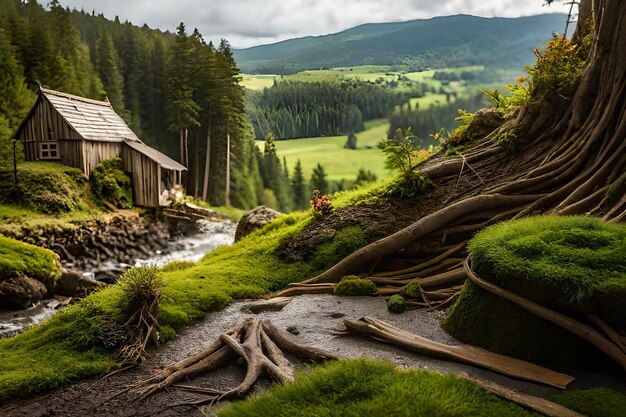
[116,265,163,364]
[90,157,132,209]
[334,276,377,296]
[117,265,163,314]
[387,294,406,313]
[310,189,333,218]
[527,34,589,96]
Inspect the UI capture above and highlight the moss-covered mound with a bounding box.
[444,216,626,369]
[0,162,91,214]
[0,235,61,286]
[218,359,540,417]
[333,275,377,296]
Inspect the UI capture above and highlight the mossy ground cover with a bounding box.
[553,388,626,417]
[444,216,626,369]
[0,162,104,237]
[218,359,541,417]
[0,206,371,400]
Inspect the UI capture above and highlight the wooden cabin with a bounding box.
[13,88,186,207]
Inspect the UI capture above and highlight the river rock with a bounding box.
[0,276,48,309]
[55,269,105,297]
[234,206,280,242]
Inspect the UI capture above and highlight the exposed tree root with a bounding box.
[343,316,575,389]
[278,0,626,314]
[131,317,342,406]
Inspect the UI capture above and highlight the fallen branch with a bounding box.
[343,316,574,389]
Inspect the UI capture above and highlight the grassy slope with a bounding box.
[256,121,391,182]
[218,359,540,417]
[0,200,373,400]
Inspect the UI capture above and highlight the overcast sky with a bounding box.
[58,0,572,48]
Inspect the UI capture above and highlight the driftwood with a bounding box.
[459,374,585,417]
[343,316,574,389]
[464,257,626,371]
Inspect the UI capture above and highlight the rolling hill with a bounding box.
[233,14,567,74]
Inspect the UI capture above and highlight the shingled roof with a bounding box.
[40,88,141,143]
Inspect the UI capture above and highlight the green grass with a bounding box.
[0,235,61,285]
[0,206,373,400]
[218,359,540,417]
[241,74,277,90]
[256,122,391,181]
[188,199,246,221]
[553,388,626,417]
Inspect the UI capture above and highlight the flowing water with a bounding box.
[0,219,237,338]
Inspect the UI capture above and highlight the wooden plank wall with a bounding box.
[121,144,159,207]
[18,97,85,170]
[82,141,122,175]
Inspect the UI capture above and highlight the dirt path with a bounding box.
[2,294,624,417]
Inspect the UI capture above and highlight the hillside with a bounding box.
[234,14,567,74]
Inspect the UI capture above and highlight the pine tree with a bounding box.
[95,29,128,119]
[292,159,307,209]
[310,163,329,195]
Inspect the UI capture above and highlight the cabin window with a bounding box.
[39,142,60,160]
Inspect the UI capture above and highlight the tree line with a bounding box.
[388,93,486,148]
[0,0,263,208]
[247,79,414,140]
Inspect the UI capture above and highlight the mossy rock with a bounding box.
[334,276,377,296]
[387,294,407,313]
[0,235,61,287]
[444,216,626,370]
[0,235,61,308]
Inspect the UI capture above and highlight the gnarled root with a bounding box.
[132,317,343,406]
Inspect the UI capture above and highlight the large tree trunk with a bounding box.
[289,0,625,287]
[202,115,212,202]
[225,131,231,206]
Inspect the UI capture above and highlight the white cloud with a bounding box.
[58,0,573,48]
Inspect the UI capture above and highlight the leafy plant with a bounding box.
[90,157,132,209]
[378,127,420,180]
[310,189,333,218]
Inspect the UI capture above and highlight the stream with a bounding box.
[0,219,237,339]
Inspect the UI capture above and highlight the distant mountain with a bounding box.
[233,14,567,74]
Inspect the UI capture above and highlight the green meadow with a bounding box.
[256,120,391,182]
